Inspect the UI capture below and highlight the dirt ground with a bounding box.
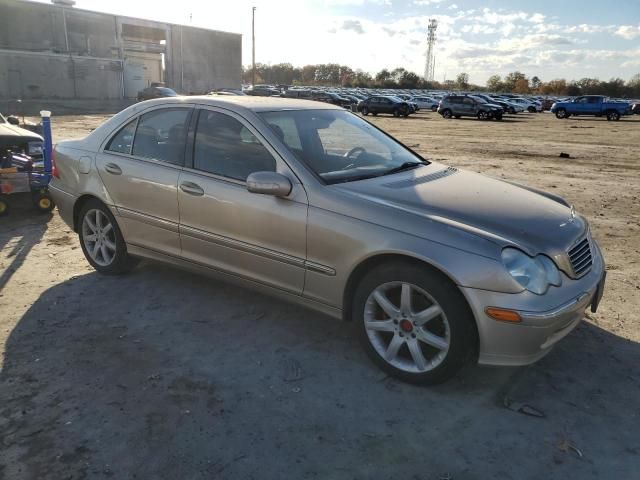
[1,110,639,479]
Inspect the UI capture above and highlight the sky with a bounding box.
[34,0,640,84]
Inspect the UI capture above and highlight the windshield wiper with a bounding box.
[380,161,425,177]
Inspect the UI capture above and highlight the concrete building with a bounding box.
[0,0,242,113]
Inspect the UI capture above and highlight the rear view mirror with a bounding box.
[246,171,292,197]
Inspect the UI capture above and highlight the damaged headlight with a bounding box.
[501,247,562,295]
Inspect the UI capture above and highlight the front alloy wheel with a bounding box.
[477,111,488,120]
[354,263,477,384]
[364,282,450,374]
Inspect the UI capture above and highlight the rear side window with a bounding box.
[193,110,276,182]
[106,119,137,154]
[132,108,190,165]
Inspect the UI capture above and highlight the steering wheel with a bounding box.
[344,147,366,159]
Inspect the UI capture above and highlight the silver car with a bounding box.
[50,97,606,384]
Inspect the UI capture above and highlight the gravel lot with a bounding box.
[1,110,639,479]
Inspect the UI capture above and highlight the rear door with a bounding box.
[177,108,308,294]
[96,106,192,256]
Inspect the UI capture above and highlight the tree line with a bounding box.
[243,63,640,98]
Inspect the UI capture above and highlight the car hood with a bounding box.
[0,123,43,141]
[334,163,586,256]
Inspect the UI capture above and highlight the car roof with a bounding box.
[137,95,342,113]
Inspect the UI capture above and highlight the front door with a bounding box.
[177,108,308,294]
[96,106,192,256]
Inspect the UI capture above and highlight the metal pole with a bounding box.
[252,7,256,87]
[40,111,53,175]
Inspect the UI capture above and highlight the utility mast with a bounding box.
[424,19,438,82]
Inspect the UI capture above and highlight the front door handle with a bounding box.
[180,181,204,196]
[104,163,122,175]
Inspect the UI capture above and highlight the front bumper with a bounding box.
[462,242,605,366]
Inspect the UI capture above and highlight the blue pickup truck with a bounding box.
[551,95,632,121]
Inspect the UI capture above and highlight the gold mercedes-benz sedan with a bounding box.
[50,96,606,384]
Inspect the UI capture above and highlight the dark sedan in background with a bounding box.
[357,96,412,117]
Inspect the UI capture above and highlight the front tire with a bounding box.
[555,108,567,119]
[393,109,400,118]
[477,111,488,120]
[353,262,477,385]
[362,107,369,116]
[78,199,138,275]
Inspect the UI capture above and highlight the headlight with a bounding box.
[27,141,43,156]
[501,248,562,295]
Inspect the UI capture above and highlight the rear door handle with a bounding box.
[104,163,122,175]
[180,181,204,196]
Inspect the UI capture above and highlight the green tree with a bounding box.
[530,76,542,90]
[504,71,527,91]
[486,75,503,92]
[456,72,470,90]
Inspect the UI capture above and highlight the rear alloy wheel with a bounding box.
[79,200,138,274]
[607,111,620,121]
[555,108,567,119]
[362,107,369,116]
[442,109,452,119]
[354,263,476,384]
[477,111,488,120]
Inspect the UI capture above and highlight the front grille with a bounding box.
[568,237,592,277]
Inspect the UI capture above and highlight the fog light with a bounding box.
[485,307,521,323]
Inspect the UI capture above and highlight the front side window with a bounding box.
[259,109,428,185]
[132,108,190,165]
[193,110,276,181]
[106,119,137,154]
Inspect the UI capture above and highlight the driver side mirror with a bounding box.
[7,116,20,126]
[246,171,292,197]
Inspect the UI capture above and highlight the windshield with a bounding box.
[259,109,428,184]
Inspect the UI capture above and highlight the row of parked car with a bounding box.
[137,83,640,122]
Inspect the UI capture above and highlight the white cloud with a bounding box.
[615,25,640,40]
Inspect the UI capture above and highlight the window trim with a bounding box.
[100,105,194,168]
[104,117,139,156]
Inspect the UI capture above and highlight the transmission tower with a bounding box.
[424,19,438,82]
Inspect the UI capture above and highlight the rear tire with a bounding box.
[362,107,369,116]
[477,111,488,120]
[32,191,55,214]
[606,111,620,121]
[78,199,139,275]
[353,262,477,385]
